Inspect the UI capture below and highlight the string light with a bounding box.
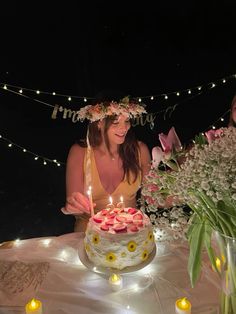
[1,72,235,101]
[0,133,64,167]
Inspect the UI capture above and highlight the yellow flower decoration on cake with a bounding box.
[85,243,90,252]
[106,252,117,262]
[148,232,154,241]
[127,241,137,252]
[141,250,149,261]
[92,234,100,244]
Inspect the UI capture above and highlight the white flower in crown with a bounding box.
[77,96,147,122]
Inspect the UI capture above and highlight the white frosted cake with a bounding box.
[84,207,155,270]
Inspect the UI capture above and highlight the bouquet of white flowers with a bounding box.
[142,126,236,313]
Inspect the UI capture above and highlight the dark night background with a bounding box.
[0,1,236,242]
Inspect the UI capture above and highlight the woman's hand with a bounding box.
[61,192,94,215]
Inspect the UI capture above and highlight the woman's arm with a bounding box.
[62,144,91,214]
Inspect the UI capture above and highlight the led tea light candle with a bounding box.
[106,196,114,210]
[25,298,42,314]
[175,297,191,314]
[108,273,123,291]
[117,195,125,209]
[87,186,94,216]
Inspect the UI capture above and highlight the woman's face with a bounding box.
[100,114,131,145]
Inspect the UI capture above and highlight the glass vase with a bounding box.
[214,231,236,314]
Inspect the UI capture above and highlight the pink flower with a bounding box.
[159,127,182,153]
[148,184,159,192]
[205,128,223,143]
[152,127,182,168]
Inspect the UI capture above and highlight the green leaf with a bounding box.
[194,133,208,146]
[203,224,219,274]
[188,217,205,287]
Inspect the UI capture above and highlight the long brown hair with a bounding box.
[80,113,141,184]
[228,94,236,127]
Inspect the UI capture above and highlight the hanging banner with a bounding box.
[51,104,156,127]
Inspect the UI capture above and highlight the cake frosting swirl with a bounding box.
[84,207,155,270]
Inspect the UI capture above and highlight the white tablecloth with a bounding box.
[0,232,220,314]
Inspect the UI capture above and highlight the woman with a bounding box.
[61,96,151,231]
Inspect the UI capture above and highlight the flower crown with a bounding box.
[77,96,147,122]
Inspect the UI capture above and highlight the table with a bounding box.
[0,232,220,314]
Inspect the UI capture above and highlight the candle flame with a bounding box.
[216,257,221,271]
[109,196,113,204]
[181,298,187,307]
[176,297,191,310]
[111,273,120,282]
[30,299,36,308]
[120,196,123,202]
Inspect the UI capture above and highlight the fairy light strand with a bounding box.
[1,72,235,101]
[0,133,64,167]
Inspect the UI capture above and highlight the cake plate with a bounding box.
[78,238,156,275]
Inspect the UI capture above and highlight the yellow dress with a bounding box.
[74,148,142,232]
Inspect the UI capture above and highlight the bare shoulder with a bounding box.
[138,141,150,156]
[67,143,86,163]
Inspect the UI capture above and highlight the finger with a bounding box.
[65,203,84,214]
[72,193,90,213]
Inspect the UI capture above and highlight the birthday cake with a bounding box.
[84,207,155,270]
